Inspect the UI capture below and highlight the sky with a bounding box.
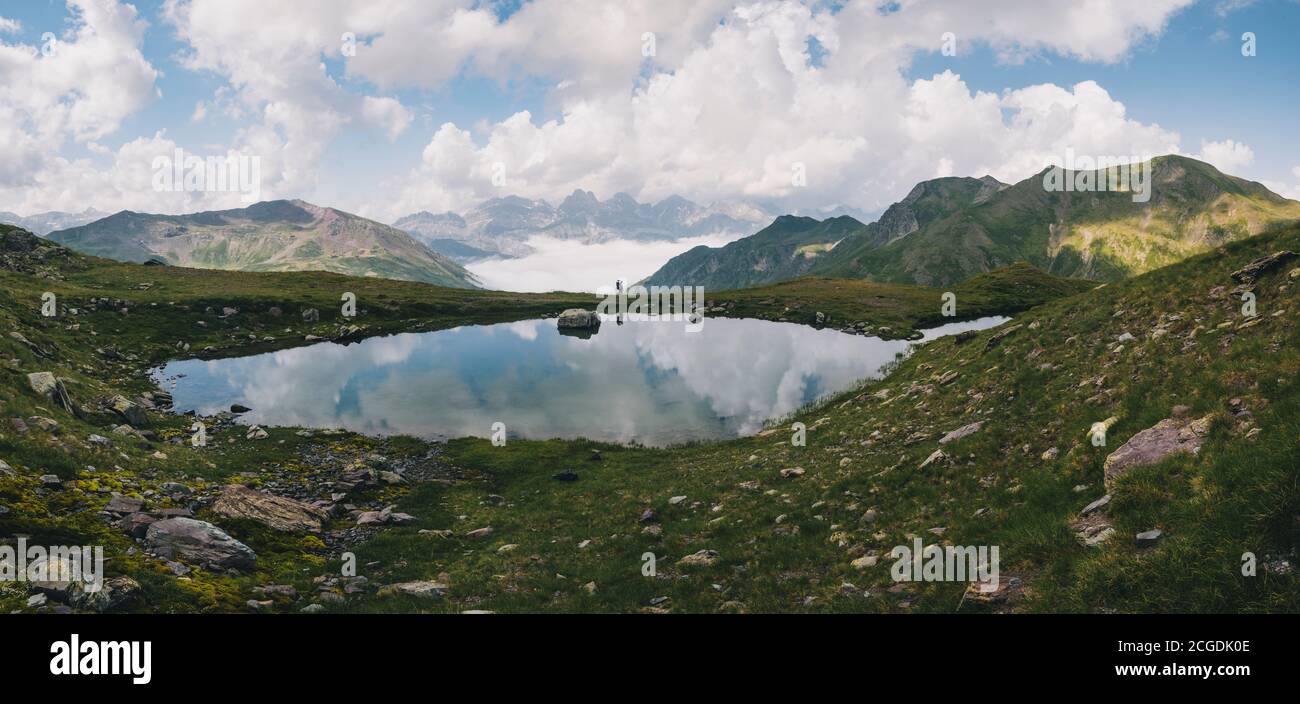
[1,0,1298,224]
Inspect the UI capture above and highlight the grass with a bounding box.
[1,221,1298,613]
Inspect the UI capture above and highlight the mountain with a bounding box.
[641,214,865,290]
[814,155,1300,286]
[393,191,772,258]
[644,176,1005,289]
[645,155,1300,290]
[0,208,108,235]
[48,200,480,288]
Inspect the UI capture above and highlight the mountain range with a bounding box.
[0,208,108,236]
[393,190,773,261]
[645,155,1300,289]
[47,200,479,289]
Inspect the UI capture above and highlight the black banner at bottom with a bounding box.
[0,613,1286,690]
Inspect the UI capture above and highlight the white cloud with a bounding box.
[0,17,22,34]
[6,0,1254,223]
[1192,138,1255,174]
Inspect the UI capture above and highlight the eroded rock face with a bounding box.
[211,484,326,533]
[106,395,148,427]
[145,517,257,569]
[1103,415,1212,488]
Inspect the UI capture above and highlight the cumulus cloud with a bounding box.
[1192,139,1255,174]
[4,0,1253,222]
[0,0,159,210]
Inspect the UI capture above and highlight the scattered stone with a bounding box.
[851,554,878,570]
[464,527,494,539]
[938,421,982,445]
[1135,529,1163,548]
[1079,494,1111,516]
[380,580,447,599]
[246,425,269,440]
[678,549,720,567]
[104,494,145,514]
[918,449,949,470]
[668,495,687,505]
[779,467,805,479]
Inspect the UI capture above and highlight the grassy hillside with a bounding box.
[1,221,1297,614]
[703,263,1096,338]
[641,214,865,290]
[48,200,480,289]
[816,155,1300,286]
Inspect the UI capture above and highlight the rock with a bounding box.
[464,527,494,539]
[381,580,447,599]
[1103,415,1212,488]
[301,308,320,323]
[145,517,257,569]
[75,576,141,613]
[938,421,982,444]
[1230,251,1297,283]
[106,395,148,427]
[1084,527,1116,547]
[212,484,326,532]
[638,508,658,523]
[378,471,405,485]
[860,508,879,523]
[556,308,601,329]
[300,603,326,613]
[26,371,57,397]
[551,471,579,481]
[28,416,60,433]
[1079,494,1111,516]
[851,554,879,570]
[641,525,662,537]
[245,425,268,440]
[27,594,47,608]
[678,549,720,567]
[1135,529,1163,548]
[779,467,805,479]
[668,495,687,505]
[87,434,112,448]
[230,403,252,414]
[919,449,949,470]
[0,459,12,477]
[40,474,61,487]
[1040,447,1059,461]
[117,512,159,538]
[104,494,145,514]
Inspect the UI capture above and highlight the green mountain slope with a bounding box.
[641,214,865,289]
[48,200,480,288]
[815,155,1300,286]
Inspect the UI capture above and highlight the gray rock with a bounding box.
[557,309,601,329]
[938,421,982,445]
[1104,416,1211,488]
[145,517,257,569]
[1135,529,1163,547]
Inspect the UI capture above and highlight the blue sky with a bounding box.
[1,0,1297,220]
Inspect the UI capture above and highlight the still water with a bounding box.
[152,316,1008,446]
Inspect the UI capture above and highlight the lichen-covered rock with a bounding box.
[211,484,325,532]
